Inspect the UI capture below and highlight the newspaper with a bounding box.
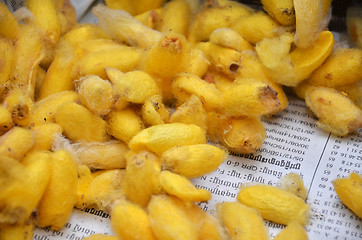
[1,0,361,239]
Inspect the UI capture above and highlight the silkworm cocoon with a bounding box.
[148,195,198,240]
[107,69,160,104]
[274,221,308,240]
[106,108,144,144]
[32,91,79,126]
[111,199,156,240]
[333,173,362,218]
[71,140,129,170]
[309,48,362,88]
[187,1,253,43]
[55,102,110,142]
[160,171,211,202]
[31,123,63,151]
[231,11,280,44]
[0,151,50,225]
[135,8,162,29]
[171,74,223,112]
[72,45,143,80]
[261,0,295,26]
[37,150,78,230]
[10,24,43,99]
[0,2,19,39]
[157,0,190,35]
[141,95,170,127]
[206,114,267,154]
[25,0,61,44]
[139,32,190,80]
[161,144,227,178]
[123,150,161,207]
[0,37,15,85]
[278,173,308,200]
[0,127,35,161]
[196,42,241,77]
[82,234,118,240]
[92,4,162,48]
[85,169,126,209]
[237,184,310,226]
[129,123,206,156]
[0,220,34,240]
[77,75,114,116]
[222,78,280,116]
[0,105,13,135]
[170,95,206,131]
[209,27,253,51]
[305,86,362,136]
[184,48,210,78]
[4,89,34,127]
[217,202,269,240]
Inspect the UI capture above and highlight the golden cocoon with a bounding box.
[0,2,19,39]
[141,95,170,127]
[111,199,156,240]
[32,90,79,126]
[217,201,269,240]
[308,48,362,88]
[196,42,241,78]
[4,89,34,127]
[31,123,63,151]
[135,8,162,29]
[209,27,253,52]
[10,24,44,99]
[85,169,126,209]
[78,75,114,116]
[261,0,295,26]
[161,144,227,178]
[337,81,362,109]
[274,221,308,240]
[187,1,253,43]
[62,24,110,46]
[0,105,13,135]
[106,108,144,144]
[231,11,280,45]
[346,6,362,48]
[55,102,110,142]
[278,173,308,200]
[170,94,207,131]
[107,69,160,104]
[0,37,15,85]
[160,171,211,202]
[171,74,223,112]
[25,0,61,44]
[148,195,198,240]
[157,0,191,35]
[184,48,210,78]
[71,140,129,170]
[305,86,362,136]
[123,150,161,207]
[129,123,206,156]
[0,127,35,161]
[222,79,280,116]
[140,33,190,80]
[333,173,362,219]
[0,220,34,240]
[206,114,267,154]
[293,0,332,48]
[0,151,50,224]
[237,184,310,226]
[72,44,143,80]
[37,150,78,230]
[82,234,118,240]
[92,4,162,49]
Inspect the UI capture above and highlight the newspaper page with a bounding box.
[1,0,361,239]
[31,95,362,240]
